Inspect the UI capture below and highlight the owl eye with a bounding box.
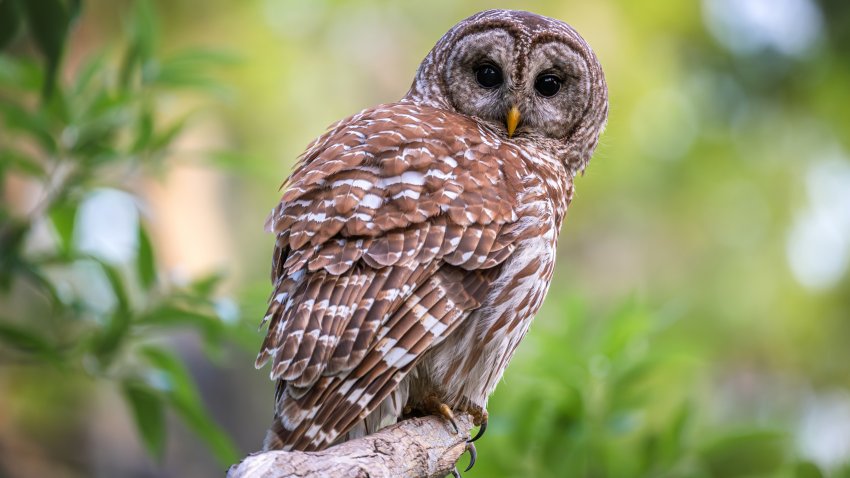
[534,74,562,97]
[475,64,503,89]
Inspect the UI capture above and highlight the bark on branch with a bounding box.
[227,414,473,478]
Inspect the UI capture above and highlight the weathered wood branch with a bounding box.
[227,414,473,478]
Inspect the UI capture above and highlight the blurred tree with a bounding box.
[0,0,248,472]
[473,297,830,477]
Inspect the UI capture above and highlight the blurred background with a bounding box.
[1,0,849,476]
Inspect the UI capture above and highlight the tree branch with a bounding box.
[227,414,473,478]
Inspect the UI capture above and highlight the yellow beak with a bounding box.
[506,105,520,138]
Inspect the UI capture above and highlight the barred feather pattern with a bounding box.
[256,9,607,452]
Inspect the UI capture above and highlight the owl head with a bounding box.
[406,9,608,173]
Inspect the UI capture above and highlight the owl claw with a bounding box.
[450,443,476,476]
[464,441,477,472]
[438,403,459,434]
[467,406,488,442]
[468,417,487,443]
[422,395,460,433]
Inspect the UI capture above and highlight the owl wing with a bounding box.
[256,102,526,451]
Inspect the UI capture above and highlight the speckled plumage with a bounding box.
[256,9,608,452]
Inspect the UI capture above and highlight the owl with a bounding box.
[255,8,608,462]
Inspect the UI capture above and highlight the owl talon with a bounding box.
[468,417,487,443]
[422,395,460,433]
[438,403,459,433]
[463,441,477,472]
[450,467,462,478]
[465,405,488,442]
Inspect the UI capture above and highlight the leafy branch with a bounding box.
[0,0,245,466]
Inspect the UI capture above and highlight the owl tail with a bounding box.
[262,419,288,451]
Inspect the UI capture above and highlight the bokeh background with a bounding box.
[2,0,850,476]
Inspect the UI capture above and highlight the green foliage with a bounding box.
[700,430,787,477]
[473,297,825,477]
[123,380,167,460]
[0,0,243,467]
[0,0,81,97]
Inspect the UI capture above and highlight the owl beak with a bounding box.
[506,105,520,138]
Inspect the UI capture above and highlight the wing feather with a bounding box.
[257,103,528,450]
[286,266,493,450]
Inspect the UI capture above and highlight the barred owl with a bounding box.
[256,8,608,459]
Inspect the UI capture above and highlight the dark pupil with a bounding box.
[535,75,561,97]
[475,64,503,88]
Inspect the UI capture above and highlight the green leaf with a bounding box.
[0,55,43,92]
[189,271,223,297]
[131,0,157,64]
[44,82,70,124]
[13,259,63,305]
[91,310,131,364]
[140,346,198,402]
[0,0,22,51]
[123,381,166,461]
[48,200,78,255]
[140,346,239,466]
[149,49,234,95]
[150,65,226,93]
[97,260,131,315]
[0,100,58,153]
[89,261,132,363]
[71,50,106,96]
[0,320,63,363]
[149,113,191,152]
[0,148,44,178]
[700,430,787,478]
[72,91,134,157]
[137,225,156,289]
[119,0,157,89]
[20,0,75,99]
[169,393,239,466]
[132,105,154,153]
[137,304,224,345]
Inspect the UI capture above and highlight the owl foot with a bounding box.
[423,395,459,433]
[466,406,488,442]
